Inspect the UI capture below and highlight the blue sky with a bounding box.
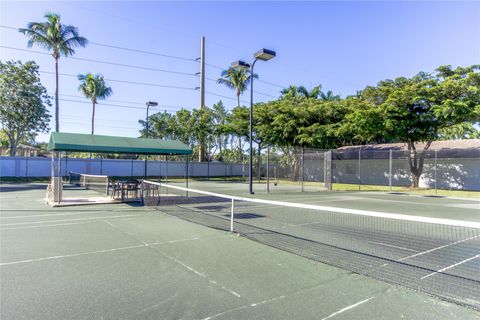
[1,1,479,142]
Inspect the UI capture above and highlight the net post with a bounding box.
[389,149,392,191]
[266,145,270,193]
[100,156,103,175]
[230,198,234,232]
[434,150,438,196]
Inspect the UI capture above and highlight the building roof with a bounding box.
[47,132,192,155]
[17,144,40,150]
[336,139,480,151]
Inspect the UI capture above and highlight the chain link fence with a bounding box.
[255,147,480,194]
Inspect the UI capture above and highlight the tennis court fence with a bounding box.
[2,147,479,192]
[254,147,480,192]
[141,180,480,310]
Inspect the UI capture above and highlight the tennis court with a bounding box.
[1,182,479,319]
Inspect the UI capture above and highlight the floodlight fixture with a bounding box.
[254,48,276,61]
[231,60,250,69]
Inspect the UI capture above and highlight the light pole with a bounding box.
[232,49,276,194]
[144,101,158,178]
[145,101,158,138]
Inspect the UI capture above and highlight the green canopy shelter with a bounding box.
[48,132,192,155]
[46,132,192,205]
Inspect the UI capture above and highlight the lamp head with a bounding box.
[254,48,276,61]
[231,60,250,69]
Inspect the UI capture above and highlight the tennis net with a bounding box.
[141,180,480,310]
[69,171,110,195]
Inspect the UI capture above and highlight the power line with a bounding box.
[43,71,251,104]
[204,61,286,89]
[58,98,185,112]
[3,24,286,89]
[62,120,140,131]
[2,25,287,89]
[40,70,197,91]
[62,114,142,126]
[204,77,277,99]
[1,25,197,63]
[1,46,196,77]
[89,42,196,62]
[58,94,183,109]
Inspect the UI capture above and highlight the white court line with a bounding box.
[101,220,241,299]
[103,220,149,246]
[1,210,146,219]
[421,253,480,279]
[0,244,145,266]
[0,214,142,226]
[320,297,375,320]
[0,236,205,266]
[0,221,95,230]
[166,254,241,298]
[367,241,419,253]
[398,234,480,261]
[202,295,286,320]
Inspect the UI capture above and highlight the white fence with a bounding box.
[0,157,244,178]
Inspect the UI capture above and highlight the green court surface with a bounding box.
[174,180,480,222]
[1,183,479,320]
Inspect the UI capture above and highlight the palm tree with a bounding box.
[280,85,299,99]
[20,13,87,132]
[217,67,257,108]
[217,67,258,164]
[297,85,322,99]
[77,73,112,135]
[320,90,341,101]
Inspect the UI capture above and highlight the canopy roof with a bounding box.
[47,132,192,155]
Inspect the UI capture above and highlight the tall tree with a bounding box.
[217,67,258,162]
[211,101,229,159]
[20,13,87,132]
[297,85,322,99]
[0,60,51,156]
[217,67,257,108]
[320,90,341,101]
[352,65,480,187]
[77,73,112,135]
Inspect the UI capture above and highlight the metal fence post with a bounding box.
[131,158,134,177]
[266,145,270,193]
[25,155,28,181]
[301,147,305,192]
[165,155,168,183]
[207,160,210,180]
[358,149,361,191]
[389,149,393,191]
[434,150,438,196]
[186,155,189,197]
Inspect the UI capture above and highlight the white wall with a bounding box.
[0,157,244,178]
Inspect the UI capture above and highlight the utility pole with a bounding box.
[199,36,206,162]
